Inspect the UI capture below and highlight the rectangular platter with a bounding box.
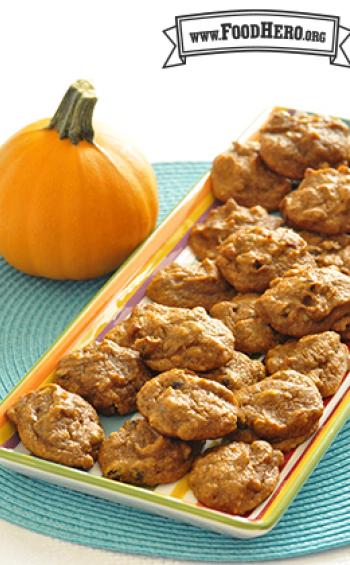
[0,108,349,539]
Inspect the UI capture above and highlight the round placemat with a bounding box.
[0,162,349,562]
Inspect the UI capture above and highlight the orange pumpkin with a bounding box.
[0,80,158,279]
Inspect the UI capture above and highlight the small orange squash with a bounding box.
[0,80,158,279]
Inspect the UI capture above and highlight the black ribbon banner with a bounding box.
[163,9,350,68]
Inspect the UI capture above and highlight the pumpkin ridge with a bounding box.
[0,135,60,274]
[92,142,150,234]
[93,138,158,235]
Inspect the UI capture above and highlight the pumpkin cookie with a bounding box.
[107,303,235,372]
[281,166,350,235]
[55,339,151,415]
[202,351,265,391]
[212,141,292,211]
[228,424,319,453]
[256,266,350,337]
[188,198,283,260]
[297,230,350,275]
[146,259,235,310]
[216,226,315,293]
[6,384,104,469]
[98,418,201,486]
[332,315,350,341]
[210,293,282,354]
[265,331,349,397]
[188,441,284,515]
[136,370,238,440]
[259,109,349,179]
[234,370,323,443]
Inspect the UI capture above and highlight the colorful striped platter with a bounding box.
[0,109,349,539]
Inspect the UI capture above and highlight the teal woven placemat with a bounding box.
[0,162,349,561]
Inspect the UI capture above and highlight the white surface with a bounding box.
[1,0,350,563]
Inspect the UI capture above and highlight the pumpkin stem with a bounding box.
[48,80,97,145]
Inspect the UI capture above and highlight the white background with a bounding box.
[0,0,349,563]
[0,0,350,163]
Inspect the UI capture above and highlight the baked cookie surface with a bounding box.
[234,370,323,442]
[212,141,292,211]
[6,384,104,469]
[188,441,283,515]
[256,266,350,337]
[281,166,350,234]
[332,314,350,341]
[107,303,235,372]
[55,339,151,415]
[136,370,238,440]
[259,110,349,179]
[297,230,350,275]
[210,293,282,354]
[265,331,349,397]
[98,418,200,485]
[202,350,265,391]
[216,226,315,293]
[228,424,319,453]
[145,258,235,311]
[188,198,283,260]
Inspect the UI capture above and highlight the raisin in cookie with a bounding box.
[256,266,350,337]
[216,226,315,293]
[136,370,238,440]
[98,418,201,485]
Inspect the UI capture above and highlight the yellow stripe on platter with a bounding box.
[170,475,190,499]
[0,421,16,445]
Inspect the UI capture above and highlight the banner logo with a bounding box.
[163,9,350,68]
